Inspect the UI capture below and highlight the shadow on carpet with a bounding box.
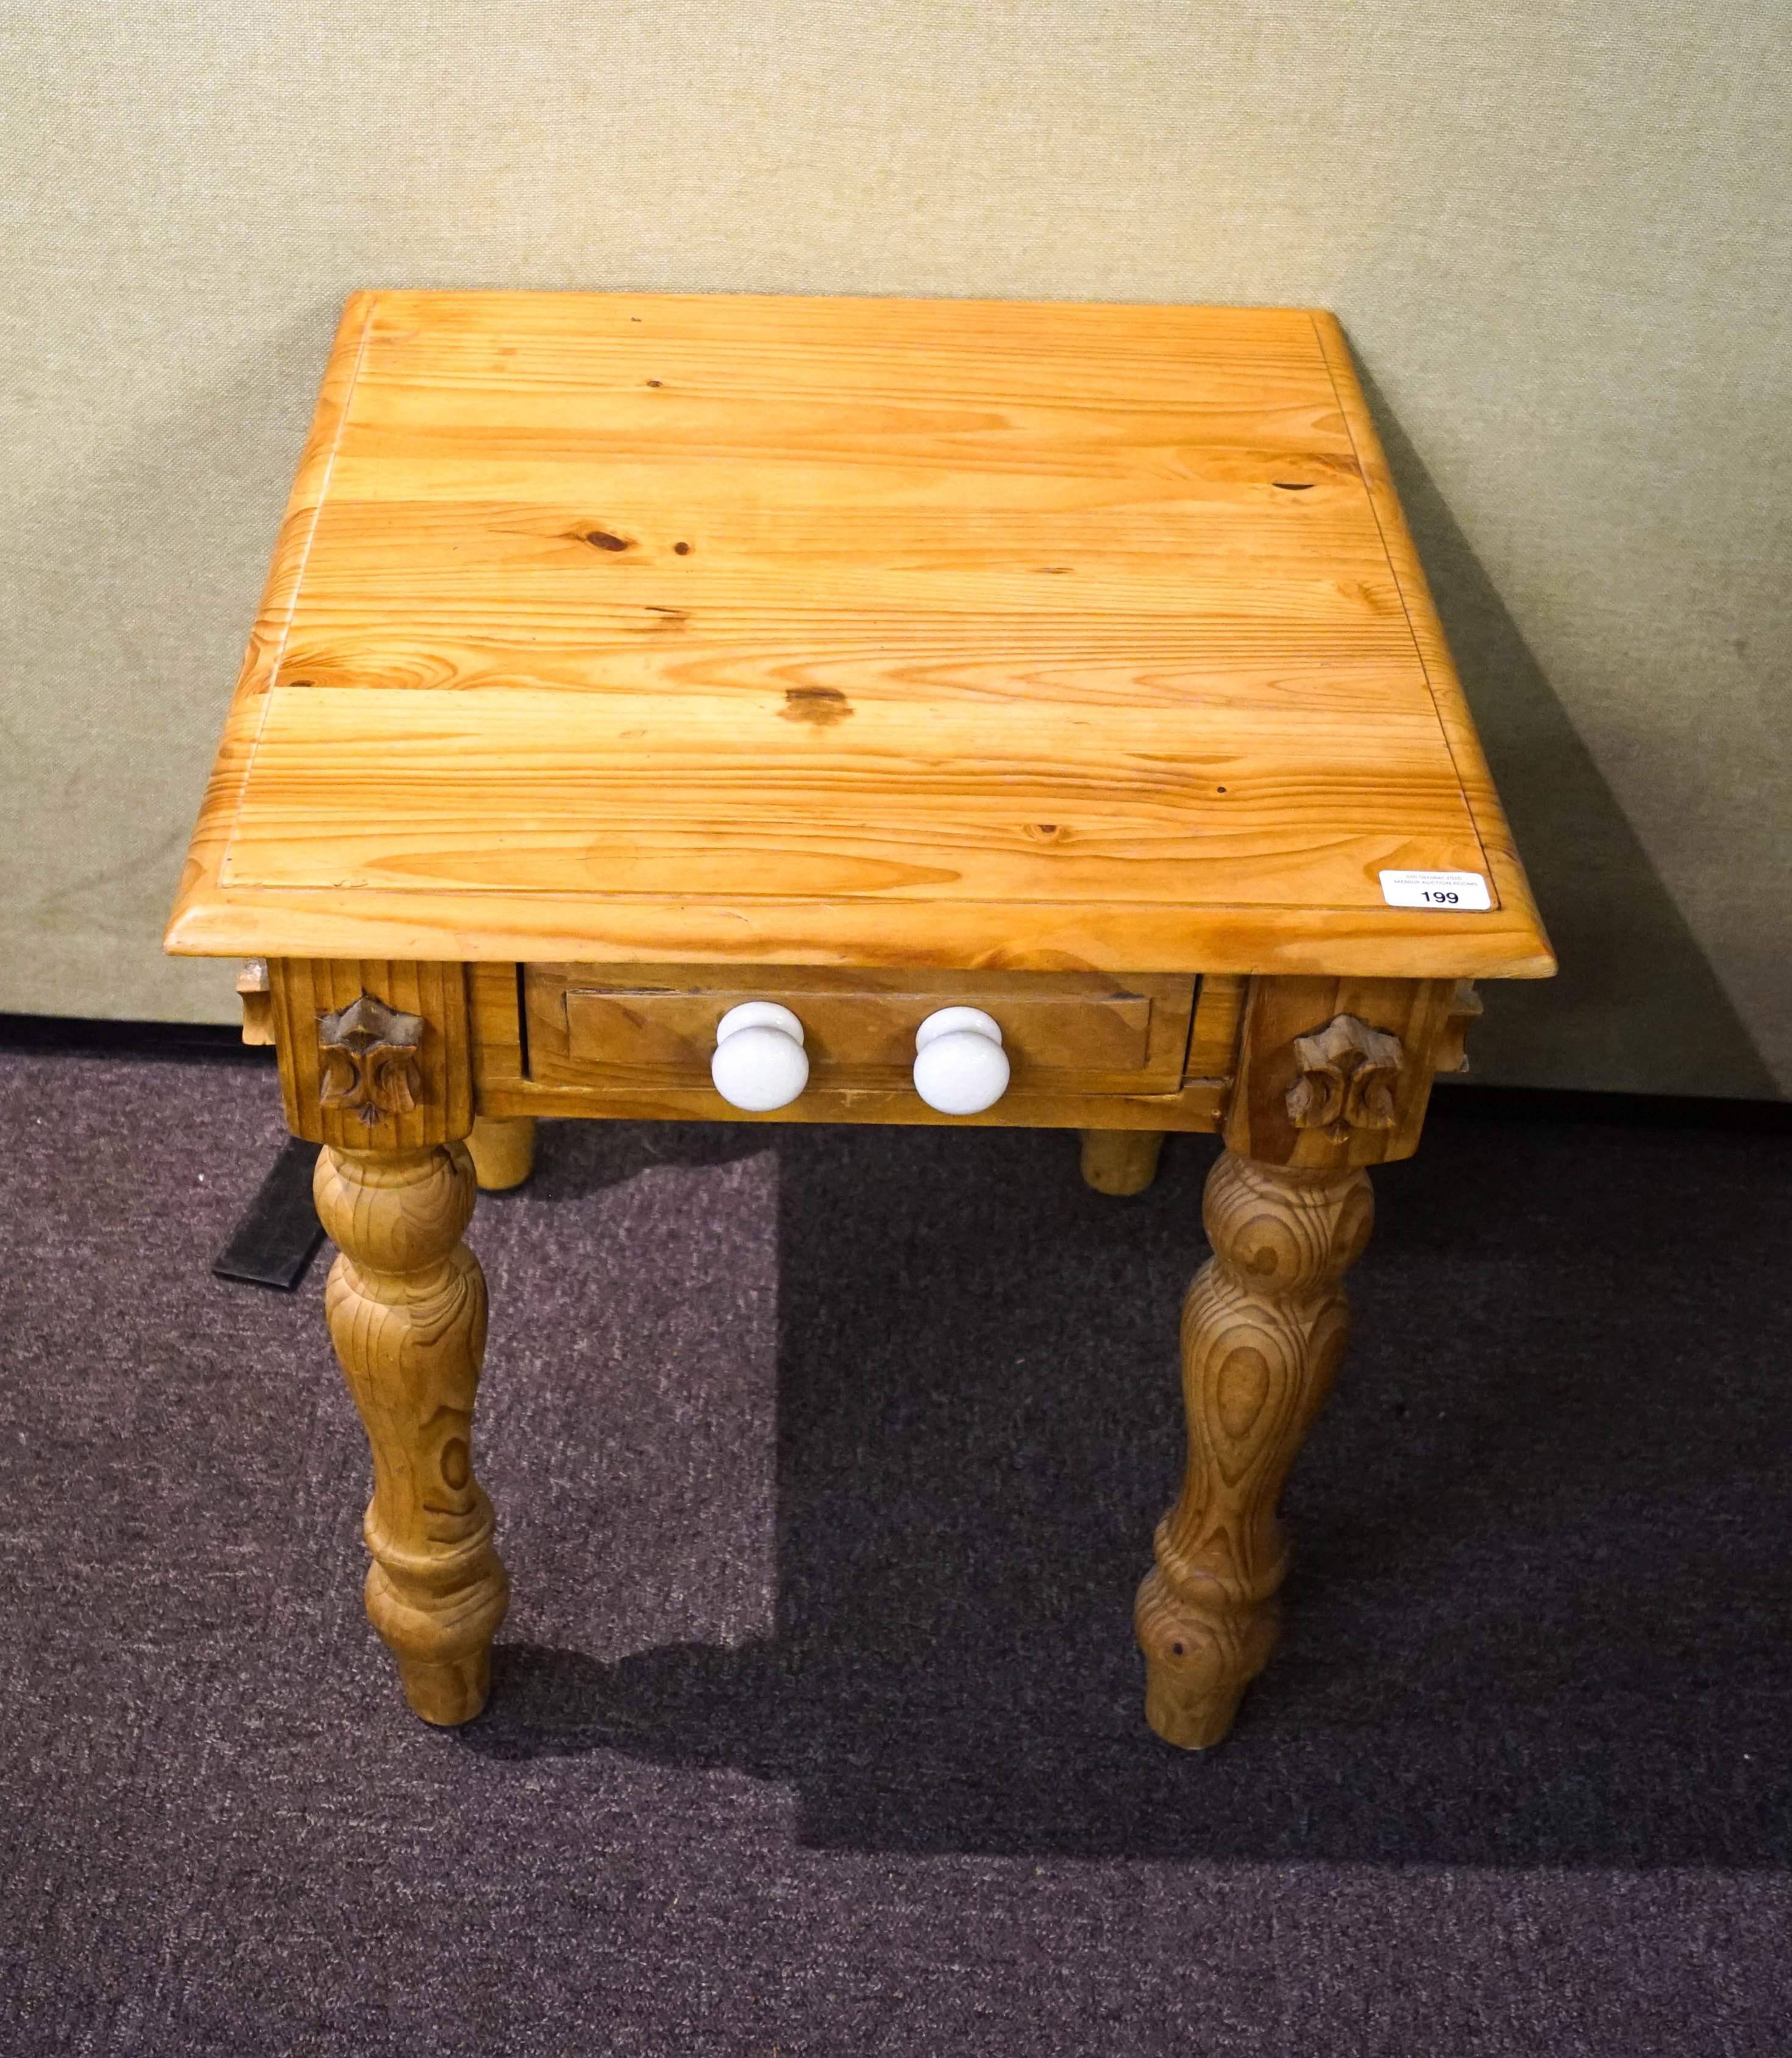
[452,1115,1792,1868]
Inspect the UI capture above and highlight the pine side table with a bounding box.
[166,291,1554,1749]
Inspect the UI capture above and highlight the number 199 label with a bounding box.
[1379,869,1492,911]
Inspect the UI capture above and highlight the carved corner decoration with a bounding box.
[1285,1013,1406,1141]
[1434,978,1484,1076]
[317,992,426,1127]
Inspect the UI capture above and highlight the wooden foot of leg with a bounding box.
[313,1142,510,1725]
[466,1114,537,1192]
[1136,1147,1371,1747]
[1080,1128,1166,1195]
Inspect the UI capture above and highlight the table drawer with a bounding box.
[522,963,1198,1097]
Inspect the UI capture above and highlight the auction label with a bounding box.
[1378,869,1492,910]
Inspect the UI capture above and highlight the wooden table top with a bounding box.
[166,291,1552,978]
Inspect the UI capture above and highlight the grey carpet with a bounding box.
[2,1046,1788,2054]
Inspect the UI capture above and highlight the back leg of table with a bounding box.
[466,1114,537,1192]
[1079,1128,1166,1195]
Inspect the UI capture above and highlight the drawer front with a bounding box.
[523,963,1197,1097]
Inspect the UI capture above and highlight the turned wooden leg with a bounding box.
[1079,1128,1166,1195]
[466,1114,537,1192]
[1135,1146,1372,1747]
[312,1142,510,1725]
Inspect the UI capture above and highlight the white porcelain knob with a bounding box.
[912,1006,1010,1114]
[711,1001,809,1111]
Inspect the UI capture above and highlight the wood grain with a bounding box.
[165,292,1553,980]
[214,682,1492,911]
[1186,972,1248,1082]
[1136,1147,1372,1748]
[314,1141,508,1725]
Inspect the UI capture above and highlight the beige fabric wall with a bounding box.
[4,1,1788,1094]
